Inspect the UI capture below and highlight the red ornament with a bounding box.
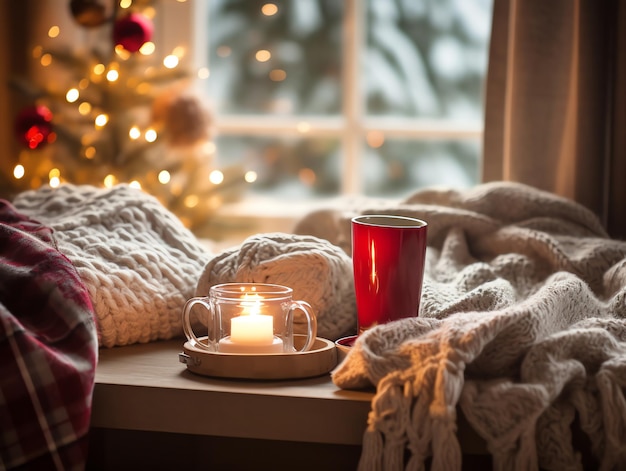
[14,105,54,150]
[112,12,153,53]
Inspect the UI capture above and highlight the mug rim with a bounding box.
[352,214,427,228]
[210,282,293,298]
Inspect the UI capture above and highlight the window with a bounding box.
[197,0,494,202]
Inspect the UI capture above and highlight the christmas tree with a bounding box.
[3,0,249,235]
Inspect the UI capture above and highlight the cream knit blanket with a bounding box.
[12,184,212,348]
[295,181,626,471]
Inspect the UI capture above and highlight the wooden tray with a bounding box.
[179,335,337,380]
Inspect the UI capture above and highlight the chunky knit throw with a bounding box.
[295,181,626,471]
[196,232,357,340]
[12,184,212,348]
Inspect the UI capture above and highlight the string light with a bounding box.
[140,42,155,55]
[209,170,224,184]
[255,50,271,62]
[145,128,157,142]
[158,170,170,184]
[129,126,141,139]
[93,63,106,75]
[197,67,210,79]
[66,88,79,103]
[48,26,60,38]
[13,165,25,179]
[269,69,286,81]
[95,113,109,127]
[78,102,92,115]
[106,69,119,81]
[261,4,278,16]
[184,195,199,208]
[103,174,117,188]
[163,55,179,69]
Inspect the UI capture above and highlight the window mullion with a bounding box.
[342,0,364,195]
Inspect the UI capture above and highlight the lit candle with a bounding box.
[218,297,283,354]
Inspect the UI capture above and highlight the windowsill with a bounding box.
[204,196,345,245]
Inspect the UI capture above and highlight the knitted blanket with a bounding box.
[12,184,212,348]
[295,181,626,471]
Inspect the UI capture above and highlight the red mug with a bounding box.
[351,215,428,334]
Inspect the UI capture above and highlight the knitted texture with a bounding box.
[12,184,212,348]
[295,181,626,471]
[196,232,356,340]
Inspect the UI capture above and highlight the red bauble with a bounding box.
[112,12,153,53]
[14,105,54,150]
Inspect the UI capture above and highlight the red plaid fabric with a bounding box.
[0,200,98,471]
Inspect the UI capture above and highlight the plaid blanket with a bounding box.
[0,200,98,471]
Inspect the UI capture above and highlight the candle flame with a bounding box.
[240,292,263,316]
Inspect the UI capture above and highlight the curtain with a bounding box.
[483,0,626,239]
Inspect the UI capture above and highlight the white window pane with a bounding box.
[362,138,481,197]
[216,135,341,199]
[366,0,493,119]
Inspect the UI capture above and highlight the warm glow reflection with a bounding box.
[255,50,271,62]
[244,171,257,183]
[13,165,25,179]
[209,170,224,184]
[370,241,377,287]
[158,170,171,184]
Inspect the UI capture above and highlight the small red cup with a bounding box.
[351,215,428,334]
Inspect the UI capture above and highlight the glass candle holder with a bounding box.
[182,283,318,354]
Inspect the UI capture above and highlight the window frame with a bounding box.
[168,0,485,197]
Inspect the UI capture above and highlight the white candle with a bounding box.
[218,299,284,353]
[231,314,274,345]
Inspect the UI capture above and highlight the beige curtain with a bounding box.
[483,0,626,239]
